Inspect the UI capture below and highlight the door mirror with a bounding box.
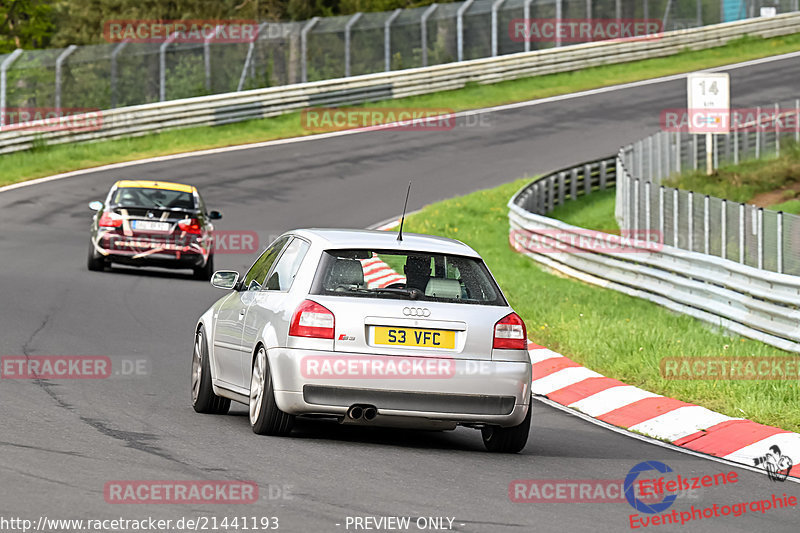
[88,201,104,211]
[211,270,239,290]
[208,210,222,220]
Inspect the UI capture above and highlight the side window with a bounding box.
[264,239,310,291]
[243,236,290,291]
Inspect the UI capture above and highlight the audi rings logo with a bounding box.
[403,307,431,317]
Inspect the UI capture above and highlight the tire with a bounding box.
[193,253,214,281]
[87,241,106,271]
[481,404,532,453]
[191,325,230,415]
[249,346,294,436]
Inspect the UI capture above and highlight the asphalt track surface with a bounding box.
[2,55,800,533]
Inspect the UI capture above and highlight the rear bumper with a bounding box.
[93,233,209,268]
[268,348,531,427]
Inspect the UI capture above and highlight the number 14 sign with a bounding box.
[687,73,730,134]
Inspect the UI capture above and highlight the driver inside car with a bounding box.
[404,255,432,292]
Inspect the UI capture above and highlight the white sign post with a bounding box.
[687,73,730,176]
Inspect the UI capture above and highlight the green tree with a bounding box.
[0,0,55,52]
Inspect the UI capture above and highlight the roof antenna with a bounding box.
[397,181,411,242]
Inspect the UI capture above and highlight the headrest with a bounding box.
[328,258,365,288]
[425,278,461,299]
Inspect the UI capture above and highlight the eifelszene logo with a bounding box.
[753,445,793,482]
[625,461,678,514]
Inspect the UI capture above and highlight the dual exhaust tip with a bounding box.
[347,404,377,421]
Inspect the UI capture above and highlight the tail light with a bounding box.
[98,211,123,228]
[178,218,202,234]
[289,300,334,339]
[493,312,527,349]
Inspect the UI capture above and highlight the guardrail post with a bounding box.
[160,31,181,101]
[755,105,761,159]
[0,49,23,127]
[584,164,592,196]
[696,0,701,27]
[204,25,224,92]
[568,169,576,200]
[721,199,727,260]
[491,0,506,57]
[692,134,698,170]
[733,127,739,164]
[55,45,77,110]
[757,208,764,270]
[648,135,654,180]
[110,41,128,108]
[600,160,607,189]
[301,17,320,83]
[777,211,783,274]
[555,0,562,48]
[654,133,662,182]
[712,132,718,169]
[385,9,402,71]
[547,175,555,212]
[344,12,363,77]
[675,132,681,174]
[559,171,567,205]
[637,140,643,178]
[738,203,745,264]
[703,195,710,254]
[687,191,694,252]
[457,0,476,62]
[537,180,547,215]
[796,99,799,143]
[774,102,780,157]
[645,181,651,234]
[658,186,664,243]
[673,188,679,248]
[238,23,268,91]
[524,0,535,53]
[633,179,640,232]
[615,0,621,24]
[421,4,439,68]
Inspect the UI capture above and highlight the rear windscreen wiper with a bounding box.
[348,287,423,299]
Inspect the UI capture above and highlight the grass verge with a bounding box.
[664,140,800,205]
[402,179,800,433]
[4,32,800,187]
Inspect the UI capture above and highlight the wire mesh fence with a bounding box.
[617,98,800,276]
[2,0,797,124]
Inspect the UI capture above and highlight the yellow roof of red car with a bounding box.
[114,180,196,194]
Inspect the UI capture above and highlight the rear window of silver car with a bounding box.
[311,249,506,305]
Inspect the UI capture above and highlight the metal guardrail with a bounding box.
[0,0,789,114]
[508,159,800,354]
[1,13,799,155]
[617,101,800,276]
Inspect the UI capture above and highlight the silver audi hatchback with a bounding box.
[191,229,532,452]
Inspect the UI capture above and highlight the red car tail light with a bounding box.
[178,218,202,234]
[98,211,123,228]
[493,312,527,350]
[289,300,335,339]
